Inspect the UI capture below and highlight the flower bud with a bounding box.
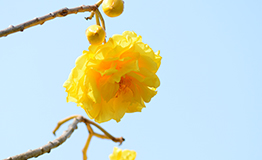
[85,25,106,45]
[102,0,124,18]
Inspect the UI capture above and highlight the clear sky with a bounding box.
[0,0,262,160]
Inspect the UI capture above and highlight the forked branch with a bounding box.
[0,0,103,38]
[4,115,124,160]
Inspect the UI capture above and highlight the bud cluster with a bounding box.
[85,0,124,45]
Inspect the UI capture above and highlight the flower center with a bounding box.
[115,76,132,98]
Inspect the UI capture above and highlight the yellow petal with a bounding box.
[126,101,145,113]
[134,79,157,103]
[112,87,133,122]
[80,94,94,111]
[109,147,122,160]
[127,77,145,107]
[154,50,162,70]
[100,76,119,102]
[111,34,131,48]
[122,31,137,41]
[85,103,101,119]
[138,67,160,88]
[122,149,137,160]
[109,147,137,160]
[138,54,158,73]
[85,70,101,103]
[94,101,114,123]
[109,60,139,83]
[127,68,160,88]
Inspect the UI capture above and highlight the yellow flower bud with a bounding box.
[85,25,106,45]
[102,0,124,18]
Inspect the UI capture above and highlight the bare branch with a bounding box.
[3,116,82,160]
[0,3,101,38]
[53,115,124,160]
[82,118,125,144]
[3,115,124,160]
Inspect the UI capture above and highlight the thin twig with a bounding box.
[4,115,124,160]
[54,115,124,160]
[0,0,104,38]
[3,116,82,160]
[82,118,124,144]
[85,11,95,20]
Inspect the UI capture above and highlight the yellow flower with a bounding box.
[63,31,161,123]
[109,147,136,160]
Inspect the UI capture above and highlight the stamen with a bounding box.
[115,76,132,98]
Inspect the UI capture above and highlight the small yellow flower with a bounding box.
[64,31,161,123]
[109,147,136,160]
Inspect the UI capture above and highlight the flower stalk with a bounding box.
[95,9,106,31]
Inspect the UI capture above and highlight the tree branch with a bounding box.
[3,116,81,160]
[0,0,103,38]
[3,115,124,160]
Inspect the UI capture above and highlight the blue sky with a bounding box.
[0,0,262,160]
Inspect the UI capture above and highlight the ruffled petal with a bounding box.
[64,31,161,123]
[112,87,133,122]
[100,76,119,102]
[109,147,137,160]
[85,70,101,103]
